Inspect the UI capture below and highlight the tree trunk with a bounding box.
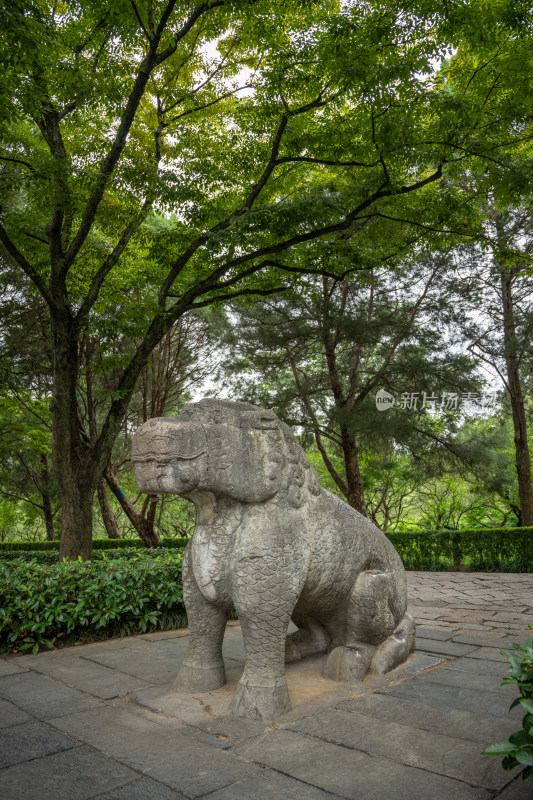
[341,431,367,516]
[97,481,121,539]
[58,481,95,560]
[499,258,533,526]
[104,463,160,546]
[43,493,56,541]
[40,455,56,541]
[51,311,98,560]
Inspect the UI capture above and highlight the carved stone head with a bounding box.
[132,399,292,503]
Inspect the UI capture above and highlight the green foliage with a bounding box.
[0,549,185,653]
[3,0,533,558]
[0,537,188,553]
[387,528,533,571]
[483,637,533,781]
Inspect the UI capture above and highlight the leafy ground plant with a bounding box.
[482,635,533,780]
[0,551,184,653]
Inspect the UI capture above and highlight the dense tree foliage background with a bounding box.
[1,0,533,555]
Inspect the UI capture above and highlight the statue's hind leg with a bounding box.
[323,569,414,682]
[174,544,227,693]
[285,614,330,663]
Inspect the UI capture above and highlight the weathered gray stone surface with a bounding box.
[340,691,518,743]
[415,626,457,640]
[416,665,517,695]
[0,746,139,800]
[132,399,415,719]
[416,638,478,656]
[203,770,343,799]
[0,721,78,768]
[379,678,523,719]
[21,655,151,699]
[50,704,262,797]
[82,649,181,685]
[0,698,33,728]
[446,656,509,677]
[92,777,187,799]
[493,776,533,800]
[0,659,26,677]
[288,708,511,789]
[0,672,101,719]
[233,729,491,799]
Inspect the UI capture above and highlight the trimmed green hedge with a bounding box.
[0,550,185,653]
[387,527,533,572]
[1,528,531,572]
[0,537,188,553]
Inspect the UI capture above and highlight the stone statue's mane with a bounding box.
[178,399,321,507]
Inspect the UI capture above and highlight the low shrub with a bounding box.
[483,636,533,780]
[0,545,185,566]
[0,537,188,554]
[0,550,185,654]
[387,527,533,571]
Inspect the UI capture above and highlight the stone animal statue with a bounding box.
[132,399,415,719]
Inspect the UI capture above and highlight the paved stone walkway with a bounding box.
[0,572,532,800]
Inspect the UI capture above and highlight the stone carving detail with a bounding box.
[132,399,415,719]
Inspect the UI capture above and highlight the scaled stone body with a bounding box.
[132,399,415,719]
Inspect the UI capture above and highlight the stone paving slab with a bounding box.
[0,698,34,729]
[14,655,152,699]
[0,660,26,678]
[288,707,509,790]
[82,649,182,685]
[445,656,510,677]
[0,570,531,799]
[202,770,342,800]
[415,666,516,695]
[92,777,187,799]
[50,703,262,798]
[495,777,533,800]
[466,647,514,662]
[451,635,520,648]
[415,626,459,640]
[0,720,78,769]
[0,745,140,800]
[0,671,102,719]
[379,677,523,720]
[339,691,518,744]
[232,729,491,800]
[416,638,479,657]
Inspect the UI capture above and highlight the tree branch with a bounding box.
[165,84,251,124]
[64,1,222,271]
[0,155,36,172]
[75,196,153,321]
[188,285,288,308]
[275,155,379,168]
[0,223,54,307]
[130,0,151,42]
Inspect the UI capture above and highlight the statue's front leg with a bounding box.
[174,544,227,693]
[229,553,299,720]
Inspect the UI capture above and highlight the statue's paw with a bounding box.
[370,613,416,675]
[323,644,374,683]
[173,661,226,693]
[229,677,291,719]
